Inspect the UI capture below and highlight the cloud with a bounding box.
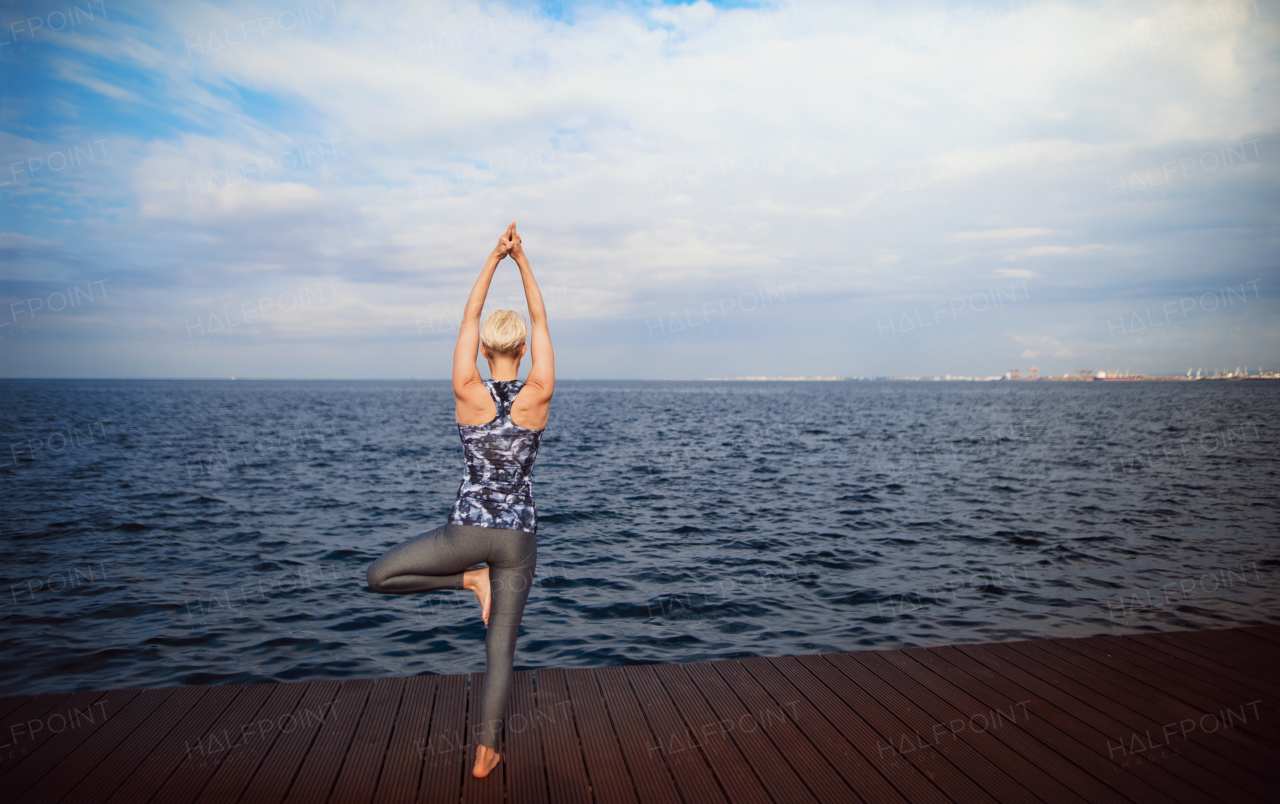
[0,232,58,249]
[2,0,1277,378]
[997,245,1112,262]
[1014,333,1075,359]
[950,228,1056,242]
[51,57,143,102]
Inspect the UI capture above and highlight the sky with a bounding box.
[0,0,1276,379]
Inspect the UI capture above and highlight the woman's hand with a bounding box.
[509,224,526,262]
[492,222,517,260]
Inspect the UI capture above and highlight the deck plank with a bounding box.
[1045,638,1280,762]
[1104,634,1280,712]
[505,671,550,804]
[141,682,278,804]
[619,664,730,804]
[709,659,858,803]
[13,687,175,804]
[13,687,179,803]
[823,651,1015,803]
[281,678,375,804]
[1237,625,1280,648]
[1189,627,1280,664]
[1173,629,1280,678]
[0,694,42,729]
[676,661,819,804]
[765,655,946,804]
[956,642,1233,804]
[370,675,436,804]
[1123,633,1280,700]
[1108,631,1280,713]
[0,692,71,728]
[56,685,211,804]
[564,667,639,804]
[979,641,1267,803]
[994,638,1272,799]
[1165,630,1280,701]
[192,680,317,804]
[0,691,94,780]
[862,647,1094,804]
[327,676,406,804]
[3,688,146,803]
[835,651,1034,804]
[593,666,684,804]
[102,684,243,804]
[1194,625,1280,656]
[650,662,774,804]
[419,673,467,804]
[902,643,1172,804]
[236,679,343,804]
[741,656,901,804]
[534,668,593,804]
[0,626,1274,804]
[809,652,995,803]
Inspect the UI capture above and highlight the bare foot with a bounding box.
[473,744,500,778]
[462,567,491,627]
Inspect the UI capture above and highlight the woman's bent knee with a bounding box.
[366,563,390,594]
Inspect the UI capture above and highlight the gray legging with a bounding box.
[365,522,536,749]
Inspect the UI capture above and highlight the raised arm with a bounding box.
[453,225,514,415]
[509,228,555,427]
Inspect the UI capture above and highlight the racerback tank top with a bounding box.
[447,379,543,534]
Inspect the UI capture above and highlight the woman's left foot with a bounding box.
[462,567,492,626]
[473,744,500,778]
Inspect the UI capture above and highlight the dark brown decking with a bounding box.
[1,626,1276,803]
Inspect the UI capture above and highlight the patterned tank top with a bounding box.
[448,380,543,534]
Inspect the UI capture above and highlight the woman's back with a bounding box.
[450,379,542,533]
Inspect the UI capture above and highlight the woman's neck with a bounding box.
[487,361,520,382]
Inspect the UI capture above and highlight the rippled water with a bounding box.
[1,379,1277,696]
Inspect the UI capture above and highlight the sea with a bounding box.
[1,379,1277,696]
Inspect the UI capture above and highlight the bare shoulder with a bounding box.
[455,378,497,425]
[519,375,554,403]
[510,380,552,431]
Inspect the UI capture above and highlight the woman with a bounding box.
[366,221,554,779]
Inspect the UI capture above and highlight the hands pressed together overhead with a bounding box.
[494,222,524,261]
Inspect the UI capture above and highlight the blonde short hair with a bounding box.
[480,309,528,356]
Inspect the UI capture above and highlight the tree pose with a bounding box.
[367,222,554,778]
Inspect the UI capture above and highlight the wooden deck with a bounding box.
[1,625,1277,803]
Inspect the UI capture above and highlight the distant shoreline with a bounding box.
[705,375,1280,382]
[2,376,1277,382]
